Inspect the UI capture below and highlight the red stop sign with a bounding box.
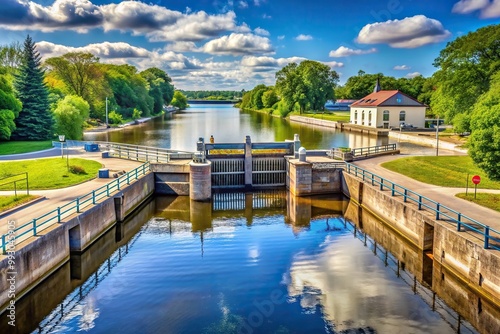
[472,175,481,185]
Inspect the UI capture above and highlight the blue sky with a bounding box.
[0,0,498,90]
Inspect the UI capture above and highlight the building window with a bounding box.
[362,110,365,125]
[354,110,358,124]
[368,112,372,126]
[399,111,406,122]
[383,110,389,121]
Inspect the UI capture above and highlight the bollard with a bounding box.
[294,134,301,157]
[298,147,306,162]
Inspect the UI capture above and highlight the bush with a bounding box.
[69,165,86,175]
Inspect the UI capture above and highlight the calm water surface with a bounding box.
[26,195,473,334]
[84,105,388,151]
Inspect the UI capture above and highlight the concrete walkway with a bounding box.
[0,148,144,238]
[353,154,500,232]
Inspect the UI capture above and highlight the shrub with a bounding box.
[69,165,86,175]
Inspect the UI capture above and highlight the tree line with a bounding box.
[180,90,244,100]
[0,35,188,141]
[239,24,500,179]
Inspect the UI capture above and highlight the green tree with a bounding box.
[132,108,142,120]
[171,91,188,110]
[0,70,22,140]
[432,24,500,127]
[13,35,53,140]
[140,67,174,114]
[275,63,302,114]
[262,89,279,108]
[298,60,339,110]
[0,42,23,72]
[53,95,90,140]
[468,72,500,180]
[108,111,123,124]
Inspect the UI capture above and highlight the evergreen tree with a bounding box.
[13,35,53,140]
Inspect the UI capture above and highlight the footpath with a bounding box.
[0,148,143,237]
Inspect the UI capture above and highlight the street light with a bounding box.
[58,134,69,172]
[58,134,65,159]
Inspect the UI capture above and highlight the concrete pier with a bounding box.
[189,161,212,201]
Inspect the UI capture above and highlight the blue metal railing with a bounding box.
[344,162,500,251]
[0,162,151,254]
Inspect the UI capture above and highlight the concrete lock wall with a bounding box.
[342,172,434,251]
[0,223,69,312]
[433,223,500,304]
[151,163,190,195]
[0,173,155,313]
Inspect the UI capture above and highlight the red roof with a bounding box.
[350,90,399,107]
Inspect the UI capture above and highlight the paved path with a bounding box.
[353,154,500,232]
[0,149,144,238]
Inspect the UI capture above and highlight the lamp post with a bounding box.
[59,135,69,172]
[58,134,65,159]
[105,97,109,128]
[436,115,440,156]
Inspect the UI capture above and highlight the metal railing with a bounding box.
[351,143,397,157]
[52,140,195,162]
[0,162,151,254]
[0,172,29,197]
[344,162,500,251]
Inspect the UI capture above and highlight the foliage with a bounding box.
[0,140,52,155]
[0,157,102,189]
[171,90,188,110]
[468,72,500,180]
[108,111,123,124]
[431,24,500,126]
[13,35,53,140]
[262,89,279,108]
[0,70,22,140]
[140,67,174,114]
[335,71,431,103]
[0,42,23,72]
[381,156,500,189]
[181,90,243,100]
[132,108,142,120]
[69,165,86,174]
[53,95,90,140]
[275,61,339,114]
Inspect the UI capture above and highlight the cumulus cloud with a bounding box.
[452,0,489,14]
[394,64,410,70]
[164,41,199,52]
[328,46,377,57]
[295,34,313,41]
[323,61,344,68]
[201,33,274,56]
[356,15,451,48]
[241,56,343,71]
[277,35,285,40]
[481,0,500,17]
[238,1,248,8]
[254,27,270,36]
[405,72,422,78]
[0,1,252,43]
[37,41,150,59]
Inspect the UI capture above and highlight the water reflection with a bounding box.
[84,105,386,151]
[3,193,494,333]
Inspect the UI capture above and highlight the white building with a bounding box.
[349,81,427,129]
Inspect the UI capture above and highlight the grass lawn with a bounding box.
[456,193,500,212]
[381,156,500,189]
[290,111,350,122]
[0,141,53,155]
[0,158,102,190]
[0,195,39,212]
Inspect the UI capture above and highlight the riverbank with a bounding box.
[84,112,171,134]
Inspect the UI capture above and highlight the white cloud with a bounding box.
[481,0,500,17]
[452,0,489,13]
[238,1,248,8]
[323,61,344,68]
[163,41,199,52]
[356,15,451,48]
[328,46,377,57]
[241,56,343,70]
[405,72,422,78]
[37,41,150,59]
[201,33,274,56]
[394,65,410,70]
[277,35,285,40]
[262,14,272,19]
[295,34,313,41]
[254,27,270,36]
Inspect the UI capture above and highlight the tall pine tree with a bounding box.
[13,35,53,140]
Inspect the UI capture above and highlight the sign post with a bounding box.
[472,175,481,199]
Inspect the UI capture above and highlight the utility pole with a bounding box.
[105,97,109,128]
[436,115,439,156]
